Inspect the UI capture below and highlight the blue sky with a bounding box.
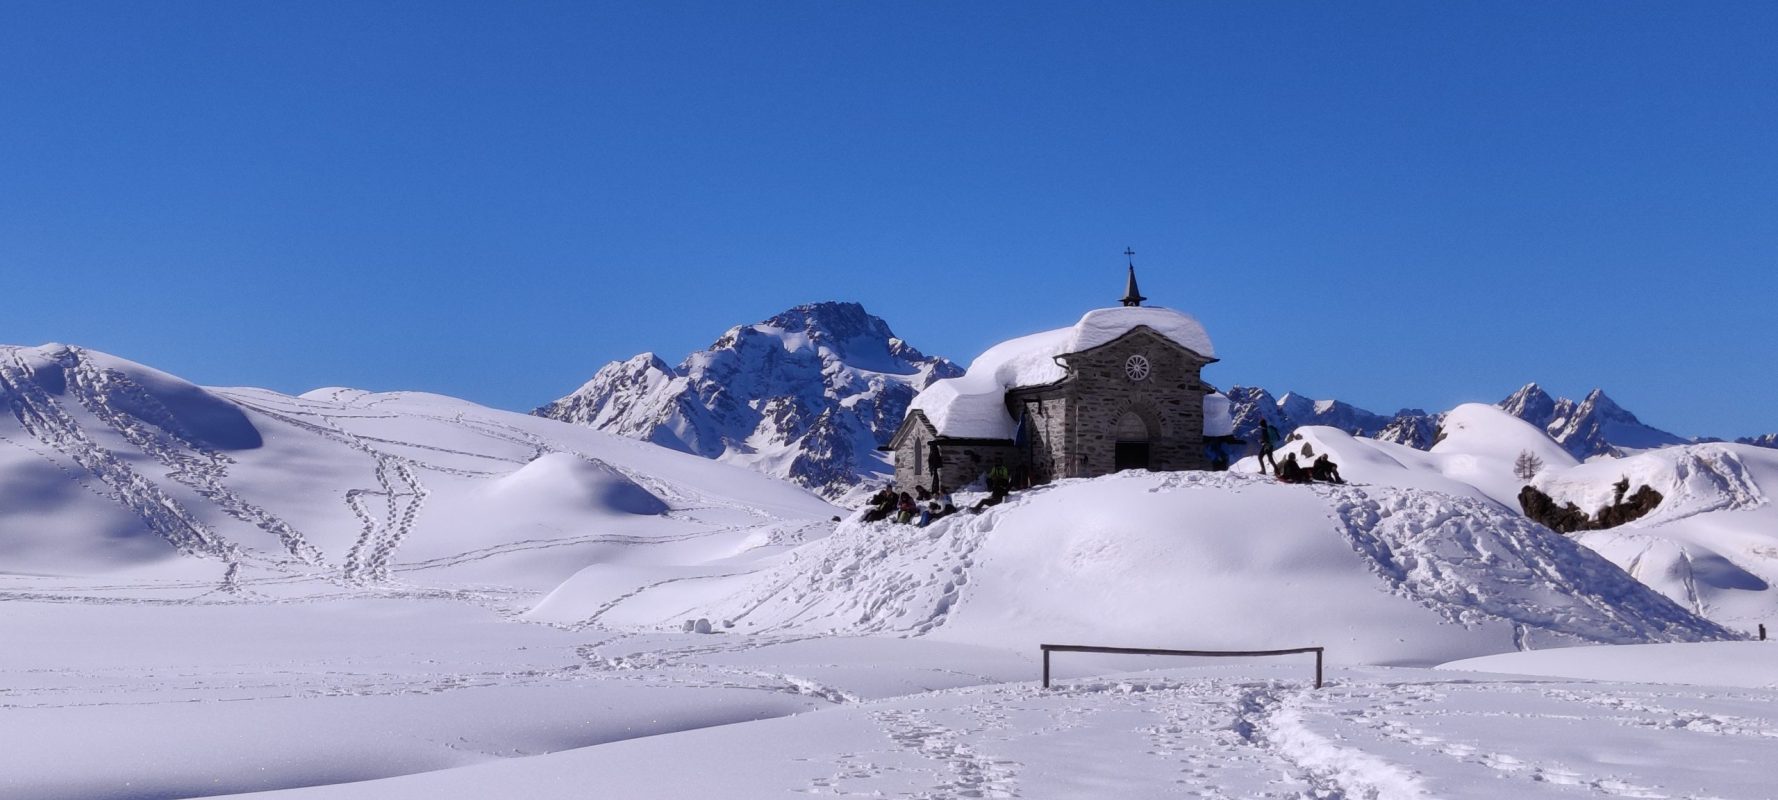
[2,2,1774,438]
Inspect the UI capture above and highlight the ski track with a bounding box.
[0,348,234,563]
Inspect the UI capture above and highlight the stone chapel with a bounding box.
[886,264,1235,492]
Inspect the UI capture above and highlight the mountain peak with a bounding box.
[538,301,959,498]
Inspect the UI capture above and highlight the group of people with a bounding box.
[861,454,1022,526]
[862,484,957,527]
[1256,418,1346,485]
[1273,452,1344,484]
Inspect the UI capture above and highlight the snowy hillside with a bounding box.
[1532,444,1778,628]
[533,468,1728,666]
[0,342,834,587]
[535,302,959,500]
[1243,405,1577,508]
[1248,412,1778,632]
[1226,382,1697,460]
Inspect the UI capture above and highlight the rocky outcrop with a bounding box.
[1519,479,1664,534]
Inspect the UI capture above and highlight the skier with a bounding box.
[1256,418,1281,476]
[927,441,946,494]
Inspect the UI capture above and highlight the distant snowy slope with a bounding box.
[539,470,1729,666]
[1531,443,1778,628]
[1241,405,1577,509]
[536,302,960,500]
[0,343,833,588]
[1225,382,1700,460]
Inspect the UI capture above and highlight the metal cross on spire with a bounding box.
[1120,247,1146,307]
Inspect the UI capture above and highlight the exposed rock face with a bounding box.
[1519,482,1664,533]
[535,302,961,500]
[1374,412,1442,449]
[1498,383,1685,459]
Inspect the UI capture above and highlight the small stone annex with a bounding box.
[886,263,1237,493]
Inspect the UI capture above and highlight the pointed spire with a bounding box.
[1120,247,1146,307]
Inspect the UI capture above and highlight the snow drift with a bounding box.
[548,471,1729,665]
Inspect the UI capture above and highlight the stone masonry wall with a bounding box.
[1058,329,1210,476]
[1008,393,1069,484]
[890,413,1018,493]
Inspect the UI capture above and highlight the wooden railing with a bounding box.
[1039,643,1325,689]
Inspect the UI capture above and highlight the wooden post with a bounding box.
[1760,624,1767,641]
[1315,648,1323,689]
[1042,647,1051,689]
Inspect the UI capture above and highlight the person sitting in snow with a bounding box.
[1275,453,1310,484]
[1311,454,1345,484]
[987,460,1011,498]
[895,491,917,524]
[861,485,896,523]
[936,487,955,514]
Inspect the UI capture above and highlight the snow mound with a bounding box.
[1426,404,1578,504]
[910,306,1215,439]
[487,453,668,516]
[5,343,263,451]
[1245,406,1578,508]
[0,345,834,582]
[589,471,1727,665]
[1245,427,1498,504]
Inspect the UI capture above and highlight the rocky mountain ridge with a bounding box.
[534,302,960,499]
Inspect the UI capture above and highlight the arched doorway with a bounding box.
[1114,410,1152,472]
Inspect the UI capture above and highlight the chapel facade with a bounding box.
[886,265,1232,492]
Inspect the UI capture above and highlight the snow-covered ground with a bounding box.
[1242,405,1778,633]
[6,343,1776,798]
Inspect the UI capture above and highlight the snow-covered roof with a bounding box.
[1067,306,1215,360]
[908,306,1216,439]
